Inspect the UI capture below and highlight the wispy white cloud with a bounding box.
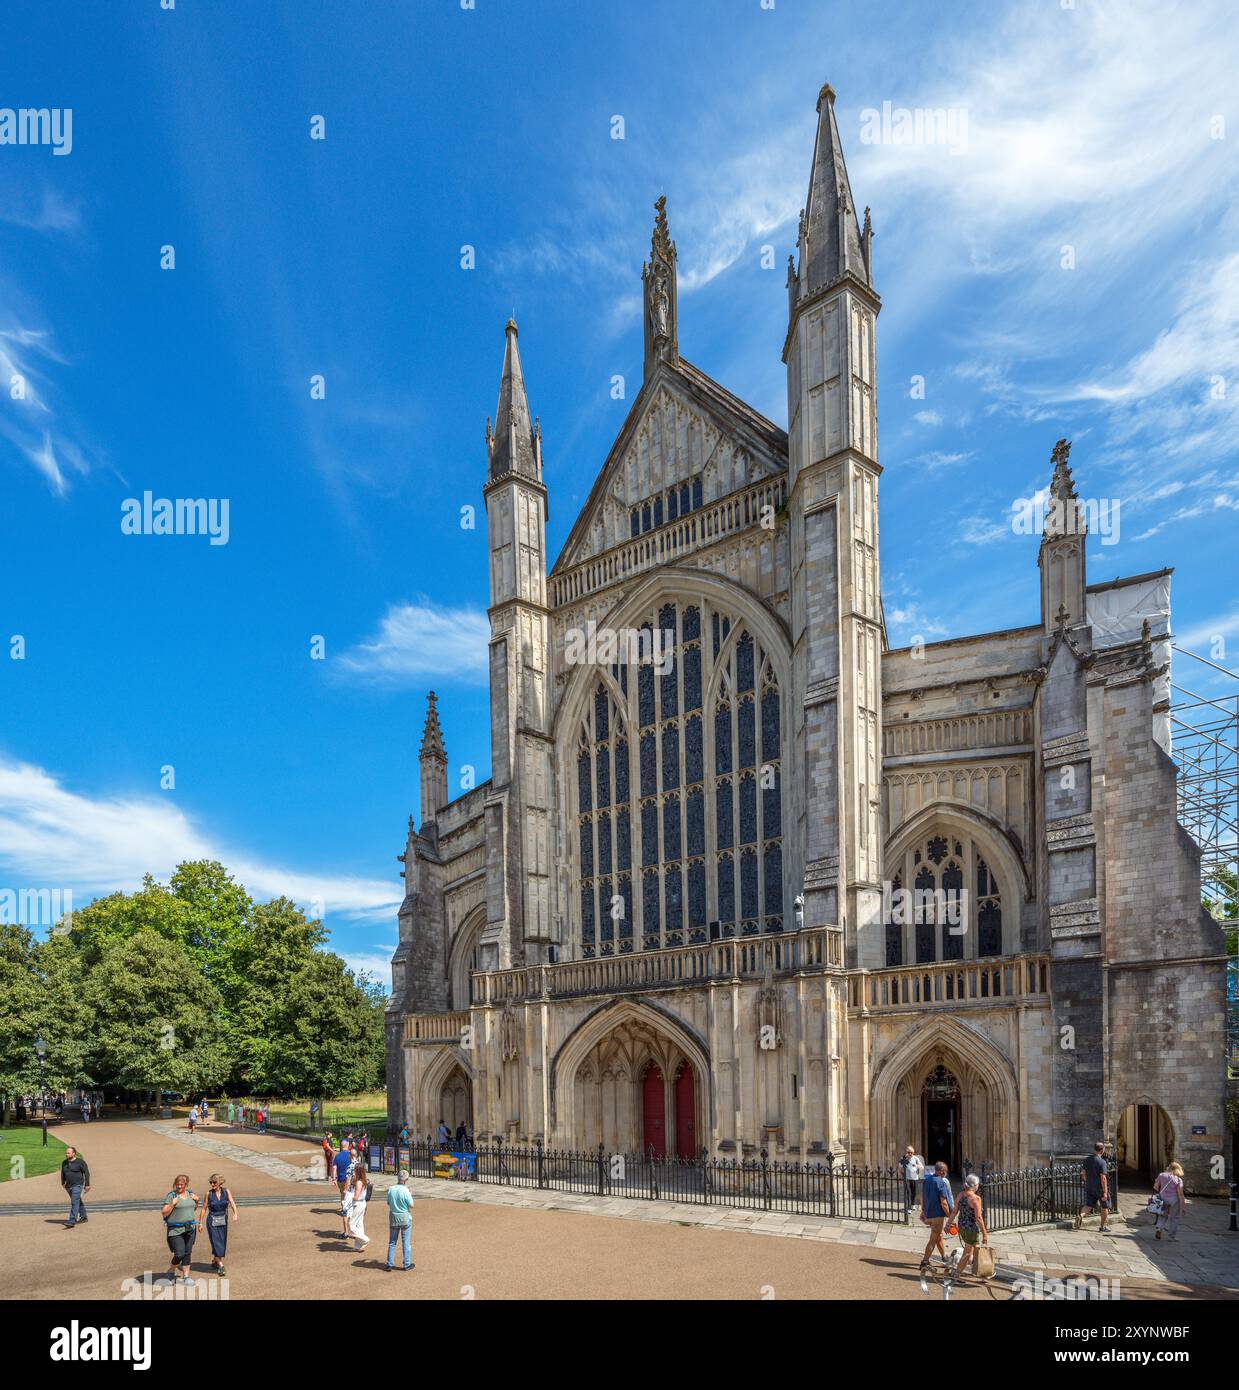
[0,319,92,495]
[0,755,400,926]
[336,599,491,687]
[910,449,972,472]
[0,185,80,234]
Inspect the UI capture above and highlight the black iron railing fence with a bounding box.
[967,1160,1097,1232]
[346,1138,1094,1229]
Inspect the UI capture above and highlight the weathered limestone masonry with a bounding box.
[1097,632,1228,1191]
[386,80,1228,1192]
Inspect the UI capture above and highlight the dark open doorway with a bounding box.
[921,1064,962,1174]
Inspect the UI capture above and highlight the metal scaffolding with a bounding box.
[1170,645,1238,1075]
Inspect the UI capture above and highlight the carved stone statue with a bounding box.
[651,268,670,338]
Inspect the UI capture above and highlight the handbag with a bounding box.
[1147,1194,1165,1215]
[975,1244,996,1279]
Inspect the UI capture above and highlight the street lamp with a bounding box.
[34,1037,47,1148]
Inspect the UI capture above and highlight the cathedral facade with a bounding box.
[386,83,1228,1189]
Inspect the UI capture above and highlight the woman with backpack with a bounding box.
[197,1173,238,1277]
[161,1174,200,1285]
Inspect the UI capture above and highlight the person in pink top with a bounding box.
[1153,1160,1186,1240]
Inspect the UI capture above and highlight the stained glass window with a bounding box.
[572,604,784,953]
[886,834,1006,965]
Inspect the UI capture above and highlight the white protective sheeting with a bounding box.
[1087,572,1172,752]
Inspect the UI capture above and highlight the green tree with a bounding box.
[0,923,44,1101]
[245,950,384,1095]
[85,931,230,1093]
[32,932,96,1093]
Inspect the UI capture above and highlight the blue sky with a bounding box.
[2,0,1236,981]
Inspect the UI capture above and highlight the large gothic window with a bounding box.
[572,601,784,957]
[882,831,1005,966]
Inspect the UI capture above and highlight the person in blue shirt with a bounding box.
[333,1140,354,1235]
[386,1171,415,1271]
[919,1160,954,1275]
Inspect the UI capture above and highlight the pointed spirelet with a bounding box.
[487,318,538,481]
[420,689,446,759]
[797,82,866,295]
[1047,437,1078,504]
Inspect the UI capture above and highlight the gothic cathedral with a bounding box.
[387,82,1228,1189]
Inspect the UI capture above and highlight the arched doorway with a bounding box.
[921,1064,961,1173]
[438,1064,472,1138]
[1117,1102,1174,1183]
[870,1017,1019,1171]
[556,1001,707,1154]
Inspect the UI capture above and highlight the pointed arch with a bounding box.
[418,1045,475,1136]
[549,997,711,1149]
[448,903,488,1010]
[556,570,791,957]
[869,1015,1019,1170]
[885,801,1032,903]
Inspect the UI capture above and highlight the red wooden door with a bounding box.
[642,1064,665,1158]
[674,1064,695,1157]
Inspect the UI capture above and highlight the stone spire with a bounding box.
[793,82,868,300]
[642,195,678,377]
[418,690,448,830]
[485,319,541,483]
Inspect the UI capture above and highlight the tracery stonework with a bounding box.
[386,82,1227,1193]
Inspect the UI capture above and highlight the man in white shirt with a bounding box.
[899,1146,926,1209]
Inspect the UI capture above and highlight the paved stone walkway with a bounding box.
[137,1120,315,1184]
[149,1121,1239,1291]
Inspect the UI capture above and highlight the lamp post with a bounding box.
[34,1036,47,1148]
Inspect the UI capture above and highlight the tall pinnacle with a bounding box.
[797,81,866,294]
[1047,438,1078,506]
[486,318,539,482]
[1043,437,1086,540]
[420,690,446,759]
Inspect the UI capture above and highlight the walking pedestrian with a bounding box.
[454,1120,470,1150]
[227,1100,236,1125]
[1153,1161,1186,1240]
[398,1123,410,1146]
[161,1174,200,1286]
[348,1163,370,1251]
[197,1173,238,1277]
[333,1140,354,1227]
[60,1146,91,1228]
[322,1130,336,1182]
[918,1160,954,1277]
[187,1107,196,1135]
[80,1095,90,1123]
[1075,1141,1112,1233]
[898,1145,925,1209]
[436,1118,450,1148]
[950,1174,990,1280]
[385,1169,414,1271]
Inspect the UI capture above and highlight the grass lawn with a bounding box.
[202,1091,388,1129]
[0,1124,68,1182]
